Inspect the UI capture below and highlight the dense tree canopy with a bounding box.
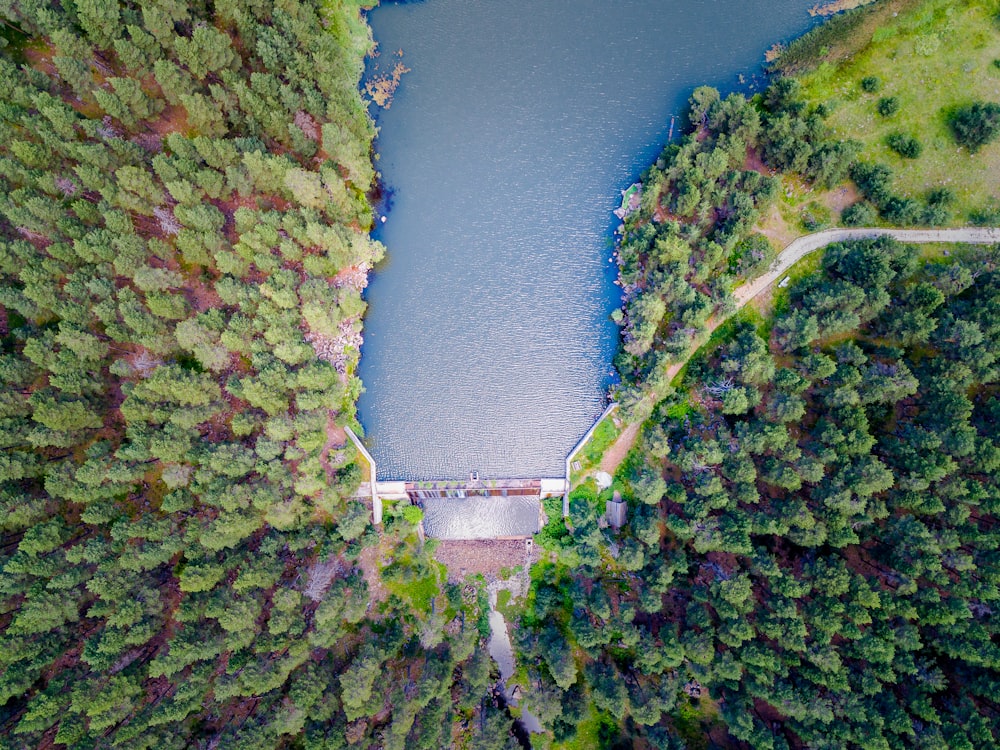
[522,235,1000,749]
[0,1,516,747]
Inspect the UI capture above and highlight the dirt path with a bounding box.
[597,226,1000,475]
[599,421,640,474]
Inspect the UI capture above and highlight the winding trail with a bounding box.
[597,226,1000,475]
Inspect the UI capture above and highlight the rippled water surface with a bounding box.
[358,0,818,480]
[422,496,540,539]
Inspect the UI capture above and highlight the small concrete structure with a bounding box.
[374,480,408,500]
[539,478,568,497]
[355,477,568,540]
[345,398,629,537]
[606,490,627,530]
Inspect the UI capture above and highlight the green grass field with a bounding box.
[569,415,621,486]
[795,0,1000,222]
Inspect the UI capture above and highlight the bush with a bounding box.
[886,132,922,159]
[841,201,877,226]
[927,186,954,207]
[949,101,1000,152]
[729,233,775,280]
[850,162,894,205]
[919,202,950,226]
[800,201,832,231]
[969,201,1000,226]
[881,196,922,225]
[400,504,424,525]
[918,187,953,226]
[860,76,881,93]
[765,77,805,115]
[877,97,900,117]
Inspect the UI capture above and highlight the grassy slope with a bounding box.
[796,0,1000,219]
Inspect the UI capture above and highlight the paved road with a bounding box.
[733,227,1000,306]
[597,226,1000,476]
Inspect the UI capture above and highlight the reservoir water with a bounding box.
[358,0,819,481]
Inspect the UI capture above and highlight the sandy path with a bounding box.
[599,421,640,474]
[597,227,1000,475]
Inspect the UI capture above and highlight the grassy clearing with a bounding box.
[673,696,724,750]
[774,0,925,74]
[383,564,439,613]
[495,589,515,619]
[547,705,606,750]
[795,0,1000,222]
[569,414,621,486]
[764,249,825,321]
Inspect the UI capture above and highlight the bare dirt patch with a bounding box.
[356,540,390,608]
[24,42,58,78]
[187,276,224,314]
[147,104,191,137]
[757,203,798,250]
[320,413,348,481]
[820,184,860,215]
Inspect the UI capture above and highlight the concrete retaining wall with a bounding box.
[344,427,382,525]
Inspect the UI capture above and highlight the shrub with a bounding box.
[841,201,877,226]
[919,202,950,226]
[918,187,953,226]
[860,75,881,93]
[927,186,954,207]
[948,101,1000,152]
[808,139,862,188]
[800,201,832,231]
[881,196,922,225]
[400,504,424,525]
[850,162,894,205]
[877,96,900,117]
[886,132,922,159]
[969,201,1000,226]
[729,233,775,280]
[765,77,805,115]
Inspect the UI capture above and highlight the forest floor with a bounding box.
[593,226,1000,476]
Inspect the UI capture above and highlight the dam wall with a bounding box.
[346,403,614,539]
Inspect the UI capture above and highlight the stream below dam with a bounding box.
[358,0,820,482]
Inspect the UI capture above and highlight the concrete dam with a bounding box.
[346,405,615,539]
